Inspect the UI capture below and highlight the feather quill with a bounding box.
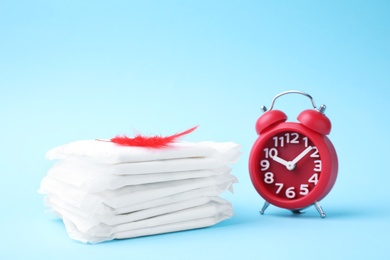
[109,126,198,148]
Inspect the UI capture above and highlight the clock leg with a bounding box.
[314,201,326,218]
[259,201,270,215]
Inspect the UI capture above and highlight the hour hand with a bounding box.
[270,154,289,167]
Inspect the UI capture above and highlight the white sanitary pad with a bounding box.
[46,140,240,164]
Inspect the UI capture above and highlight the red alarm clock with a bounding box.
[249,90,338,217]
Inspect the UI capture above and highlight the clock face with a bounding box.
[257,131,321,201]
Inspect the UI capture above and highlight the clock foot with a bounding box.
[291,209,305,214]
[259,201,270,215]
[314,201,326,218]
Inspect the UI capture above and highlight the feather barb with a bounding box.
[109,126,198,148]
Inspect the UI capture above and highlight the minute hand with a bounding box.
[291,146,313,166]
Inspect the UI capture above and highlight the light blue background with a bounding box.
[1,0,389,259]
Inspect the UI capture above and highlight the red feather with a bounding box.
[109,126,198,148]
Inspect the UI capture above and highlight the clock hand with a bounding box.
[291,146,313,166]
[270,154,289,167]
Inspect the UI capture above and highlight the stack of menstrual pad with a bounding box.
[39,138,240,243]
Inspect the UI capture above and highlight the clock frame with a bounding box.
[249,91,338,217]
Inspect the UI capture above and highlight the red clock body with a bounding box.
[249,120,338,211]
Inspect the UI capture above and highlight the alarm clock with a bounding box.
[249,90,338,217]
